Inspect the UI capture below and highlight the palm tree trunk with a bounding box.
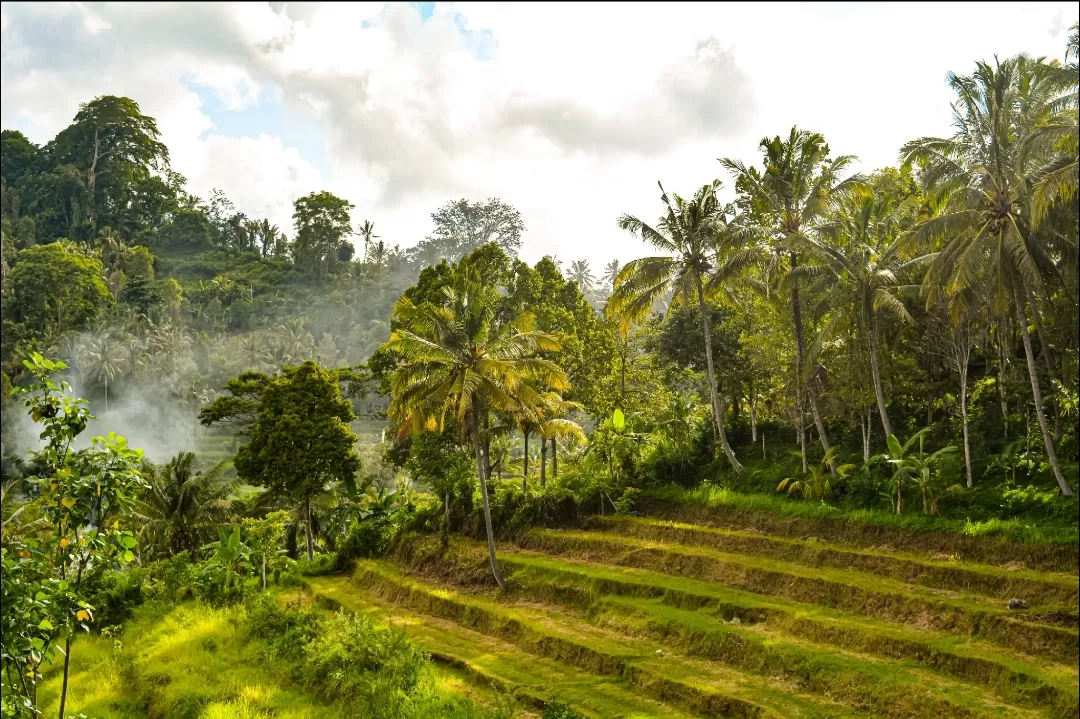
[1013,284,1073,496]
[470,409,506,589]
[540,439,547,488]
[1026,285,1062,441]
[305,497,314,561]
[522,431,529,492]
[749,394,757,443]
[960,376,973,489]
[868,319,894,437]
[551,438,558,479]
[996,321,1009,439]
[790,252,828,471]
[695,273,743,472]
[861,407,871,462]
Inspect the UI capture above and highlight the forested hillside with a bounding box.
[2,22,1078,719]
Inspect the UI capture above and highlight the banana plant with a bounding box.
[881,429,958,515]
[778,448,855,501]
[209,525,250,590]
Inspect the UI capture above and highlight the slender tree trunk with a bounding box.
[104,374,109,414]
[262,552,267,590]
[1013,284,1073,496]
[960,378,973,489]
[470,409,506,589]
[305,497,314,561]
[1026,285,1062,442]
[861,408,871,462]
[620,348,626,398]
[695,273,743,472]
[790,252,826,471]
[868,320,893,437]
[749,395,758,443]
[58,636,73,719]
[522,431,529,492]
[551,438,558,479]
[996,322,1009,439]
[444,492,451,529]
[540,439,547,488]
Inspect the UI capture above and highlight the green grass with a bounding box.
[645,483,1080,546]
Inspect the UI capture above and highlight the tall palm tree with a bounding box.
[601,259,621,290]
[610,180,749,472]
[721,128,864,472]
[804,193,919,438]
[568,260,596,294]
[385,270,569,589]
[357,220,379,259]
[133,452,237,559]
[900,54,1076,496]
[75,328,127,412]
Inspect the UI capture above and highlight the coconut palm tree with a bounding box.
[899,54,1076,496]
[568,260,596,294]
[721,128,865,472]
[357,220,378,253]
[75,328,127,412]
[601,259,621,290]
[802,193,920,438]
[385,269,569,589]
[610,179,749,472]
[133,452,238,559]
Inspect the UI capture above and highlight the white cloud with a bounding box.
[2,1,1076,269]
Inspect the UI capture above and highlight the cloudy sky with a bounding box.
[2,2,1075,268]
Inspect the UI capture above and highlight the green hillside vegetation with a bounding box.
[3,24,1078,719]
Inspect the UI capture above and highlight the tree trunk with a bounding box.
[789,252,821,472]
[749,395,758,443]
[1026,285,1062,442]
[262,552,267,590]
[695,272,743,472]
[444,492,451,529]
[960,378,973,489]
[522,431,529,492]
[470,409,506,589]
[540,439,547,488]
[305,497,314,561]
[868,320,894,437]
[861,408,871,462]
[996,322,1009,439]
[58,636,73,719]
[104,374,109,414]
[1013,284,1073,496]
[551,438,558,479]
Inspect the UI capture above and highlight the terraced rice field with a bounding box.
[299,512,1079,718]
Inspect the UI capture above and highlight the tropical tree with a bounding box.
[568,260,596,294]
[75,327,127,412]
[778,448,854,500]
[385,268,568,589]
[610,179,748,472]
[803,192,918,438]
[900,54,1076,495]
[721,128,864,472]
[234,361,361,560]
[133,452,237,559]
[601,259,621,290]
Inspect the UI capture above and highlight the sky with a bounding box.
[1,2,1076,269]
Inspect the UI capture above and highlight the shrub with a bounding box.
[295,611,428,714]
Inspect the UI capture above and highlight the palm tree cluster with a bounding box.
[385,267,573,588]
[609,51,1077,495]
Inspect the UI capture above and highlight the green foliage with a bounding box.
[234,360,360,559]
[778,448,855,501]
[879,429,959,515]
[542,699,583,719]
[2,353,145,717]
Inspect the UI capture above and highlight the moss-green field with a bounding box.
[40,508,1079,718]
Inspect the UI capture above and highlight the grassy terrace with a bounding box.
[296,503,1078,719]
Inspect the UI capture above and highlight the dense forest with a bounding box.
[2,24,1078,719]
